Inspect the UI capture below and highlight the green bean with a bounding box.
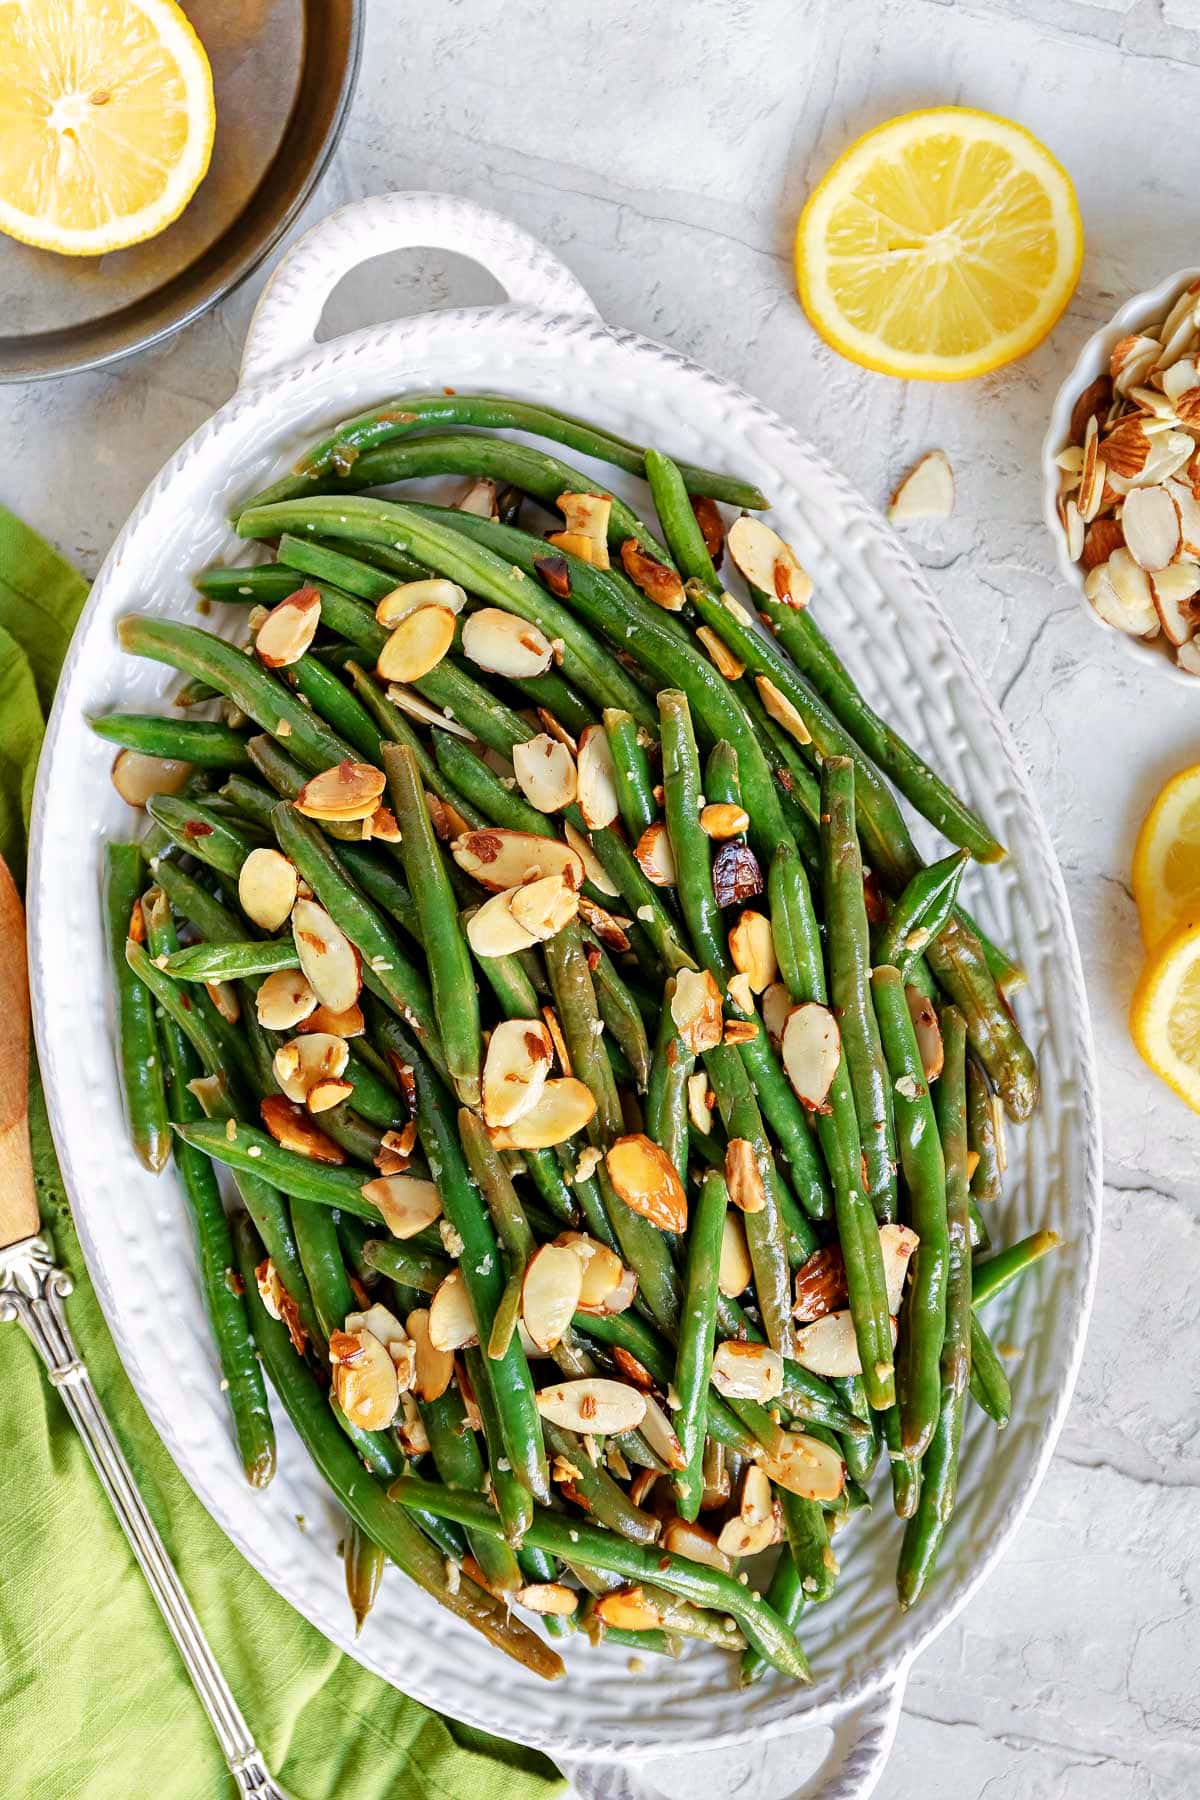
[644,978,693,1186]
[832,1377,880,1485]
[465,1345,534,1544]
[340,1051,405,1131]
[872,965,949,1461]
[144,794,255,883]
[430,732,545,838]
[147,858,247,948]
[458,1109,536,1264]
[344,1522,386,1635]
[703,1044,794,1355]
[968,1195,992,1255]
[292,1199,355,1343]
[735,681,822,869]
[925,916,1040,1123]
[587,943,652,1092]
[821,758,897,1222]
[672,1171,727,1520]
[91,713,253,767]
[360,1236,453,1294]
[968,1315,1013,1425]
[603,707,657,839]
[105,847,171,1172]
[512,668,596,734]
[967,1057,1003,1206]
[965,911,1027,997]
[973,1230,1062,1307]
[703,739,743,814]
[780,1488,836,1604]
[591,1622,680,1658]
[174,1117,384,1219]
[162,940,298,982]
[882,1402,920,1519]
[125,939,246,1100]
[420,1386,522,1590]
[344,664,486,826]
[540,1423,661,1545]
[644,448,724,591]
[286,655,384,761]
[195,562,308,605]
[875,851,969,979]
[740,1545,805,1686]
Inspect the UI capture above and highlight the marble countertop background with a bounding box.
[4,1,1200,1793]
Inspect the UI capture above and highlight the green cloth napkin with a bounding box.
[0,504,564,1800]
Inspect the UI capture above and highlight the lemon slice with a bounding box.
[1130,918,1200,1112]
[796,107,1083,381]
[0,0,214,257]
[1132,763,1200,949]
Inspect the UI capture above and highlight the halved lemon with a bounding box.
[1132,763,1200,949]
[796,107,1083,381]
[1130,918,1200,1112]
[0,0,214,257]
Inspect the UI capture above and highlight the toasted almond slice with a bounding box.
[1123,485,1181,571]
[362,1173,442,1239]
[599,1264,638,1316]
[488,1077,597,1150]
[755,675,812,746]
[516,1582,578,1616]
[406,1306,454,1402]
[700,801,749,839]
[455,476,499,519]
[661,1518,730,1572]
[482,1017,554,1128]
[272,1030,349,1103]
[428,1268,479,1352]
[711,1339,783,1401]
[256,968,318,1031]
[346,1301,413,1373]
[508,873,579,941]
[535,1377,647,1434]
[905,986,943,1081]
[728,909,777,993]
[462,607,555,678]
[260,1094,346,1163]
[557,491,612,569]
[238,846,299,932]
[606,1134,688,1234]
[1151,563,1200,646]
[887,450,955,524]
[760,1430,846,1503]
[792,1244,848,1322]
[696,625,745,680]
[593,1586,662,1631]
[576,726,620,829]
[761,980,791,1047]
[724,1138,765,1215]
[1167,479,1200,557]
[204,979,240,1026]
[739,1463,774,1529]
[671,966,724,1055]
[511,734,577,813]
[330,1325,400,1430]
[633,821,677,886]
[563,822,620,897]
[1077,415,1103,523]
[375,578,466,627]
[794,1308,897,1378]
[718,1208,753,1297]
[1178,638,1200,674]
[717,1509,779,1559]
[1081,516,1125,570]
[639,1394,686,1472]
[727,971,754,1015]
[394,1391,430,1456]
[291,898,362,1014]
[546,529,596,564]
[111,748,190,808]
[1111,332,1161,394]
[255,588,321,667]
[296,1000,365,1038]
[452,828,584,893]
[1084,558,1157,637]
[558,1232,628,1313]
[384,683,476,739]
[307,1076,353,1113]
[466,888,540,958]
[296,761,387,822]
[780,1002,840,1111]
[686,1070,714,1134]
[522,1243,584,1351]
[879,1222,919,1314]
[376,604,456,683]
[620,537,686,610]
[727,515,812,605]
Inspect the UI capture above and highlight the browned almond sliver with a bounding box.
[565,828,622,902]
[756,675,811,745]
[260,1094,346,1163]
[781,1002,841,1111]
[375,578,466,627]
[296,761,387,822]
[633,820,677,886]
[557,491,612,569]
[691,495,726,567]
[727,515,812,605]
[795,1308,884,1377]
[238,846,299,931]
[534,554,571,599]
[620,538,685,611]
[695,623,745,680]
[330,1324,400,1430]
[639,1394,686,1471]
[718,1208,753,1297]
[577,894,630,953]
[557,1232,629,1314]
[521,1242,584,1351]
[255,587,321,667]
[361,1173,442,1239]
[886,450,955,525]
[516,1583,578,1617]
[307,1076,353,1113]
[760,981,791,1047]
[792,1244,848,1323]
[272,1030,349,1103]
[256,967,317,1031]
[879,1222,920,1313]
[465,888,540,958]
[296,1000,365,1038]
[535,1377,646,1434]
[712,841,763,907]
[376,604,456,683]
[606,1134,688,1234]
[1122,485,1181,572]
[482,1017,553,1128]
[457,477,499,520]
[487,1077,597,1150]
[728,909,777,993]
[203,980,240,1026]
[686,1070,714,1135]
[291,897,362,1013]
[508,872,579,941]
[700,800,749,840]
[511,733,577,813]
[724,1137,765,1215]
[661,1518,731,1573]
[717,1508,779,1560]
[406,1307,454,1402]
[428,1269,480,1352]
[710,1340,784,1402]
[905,986,944,1082]
[451,828,583,892]
[111,748,191,808]
[461,607,554,678]
[670,967,724,1055]
[576,725,620,829]
[760,1430,845,1503]
[593,1586,662,1631]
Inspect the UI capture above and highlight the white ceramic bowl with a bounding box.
[1041,264,1200,684]
[28,193,1101,1800]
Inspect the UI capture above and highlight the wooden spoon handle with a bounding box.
[0,857,38,1248]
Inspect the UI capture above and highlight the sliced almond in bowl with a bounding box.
[296,761,387,822]
[1111,333,1161,394]
[406,1307,454,1402]
[239,846,299,932]
[535,1377,646,1434]
[1084,557,1158,638]
[376,605,456,683]
[482,1018,553,1128]
[576,726,620,829]
[1081,516,1125,570]
[711,1340,783,1401]
[466,889,540,958]
[272,1031,349,1103]
[428,1269,479,1352]
[512,734,577,812]
[1151,563,1200,646]
[521,1242,584,1351]
[330,1324,400,1430]
[879,1222,919,1313]
[361,1173,442,1239]
[633,821,677,886]
[375,578,466,627]
[781,1002,840,1111]
[1123,485,1181,572]
[508,873,579,941]
[291,898,362,1013]
[111,749,191,809]
[462,608,554,678]
[671,967,724,1055]
[487,1077,597,1150]
[605,1134,688,1233]
[260,1094,346,1163]
[257,968,318,1031]
[452,829,583,892]
[256,588,321,668]
[727,515,812,605]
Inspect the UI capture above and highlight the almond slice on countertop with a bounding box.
[375,578,466,627]
[696,625,745,680]
[576,725,620,830]
[620,538,685,610]
[1080,516,1125,571]
[508,872,579,941]
[606,1134,688,1233]
[686,1070,714,1134]
[761,980,791,1047]
[428,1269,480,1352]
[384,682,477,739]
[406,1307,454,1402]
[296,761,387,822]
[792,1244,849,1323]
[1077,415,1104,524]
[511,734,578,813]
[452,828,583,892]
[535,1377,647,1435]
[724,1138,765,1215]
[564,822,620,897]
[272,1031,349,1104]
[557,491,612,569]
[886,450,955,524]
[361,1173,442,1239]
[633,820,677,886]
[639,1394,686,1472]
[291,898,362,1013]
[760,1430,846,1504]
[1152,564,1200,646]
[700,800,749,839]
[794,1308,898,1378]
[728,909,777,993]
[260,1094,346,1164]
[1122,484,1181,571]
[727,514,812,605]
[238,846,299,931]
[522,1242,584,1351]
[296,1000,365,1038]
[376,604,456,684]
[718,1208,753,1297]
[516,1583,578,1617]
[256,968,318,1031]
[110,749,191,809]
[661,1517,730,1573]
[330,1324,400,1430]
[781,1002,841,1112]
[461,608,555,678]
[465,888,541,958]
[306,1076,353,1113]
[671,966,724,1055]
[1111,333,1161,394]
[756,675,812,746]
[710,1339,783,1401]
[904,986,943,1082]
[592,1587,663,1631]
[255,587,321,668]
[879,1222,919,1314]
[482,1017,554,1128]
[712,840,763,908]
[487,1077,597,1150]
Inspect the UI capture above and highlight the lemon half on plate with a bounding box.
[796,106,1083,381]
[0,0,214,257]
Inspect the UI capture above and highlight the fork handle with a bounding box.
[1,1231,292,1800]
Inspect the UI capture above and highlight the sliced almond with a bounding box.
[794,1308,897,1378]
[307,1076,353,1113]
[633,821,676,886]
[406,1307,454,1402]
[516,1583,578,1617]
[260,1094,346,1163]
[1070,373,1114,442]
[887,449,955,524]
[255,588,321,668]
[256,968,318,1031]
[755,675,811,746]
[620,538,685,610]
[724,1138,765,1215]
[466,888,540,958]
[1111,333,1161,394]
[711,1340,783,1401]
[728,909,777,993]
[686,1070,714,1135]
[291,898,362,1013]
[461,608,555,678]
[1139,431,1197,489]
[204,980,240,1025]
[521,1243,584,1351]
[1099,414,1152,481]
[330,1325,399,1430]
[606,1134,688,1234]
[482,1017,553,1128]
[576,725,620,830]
[1064,498,1085,562]
[1083,558,1155,638]
[346,1302,414,1383]
[384,683,476,740]
[511,734,578,813]
[1108,548,1161,635]
[727,515,812,605]
[547,529,596,564]
[296,761,387,822]
[375,578,466,627]
[593,1586,662,1631]
[535,1377,646,1435]
[670,966,724,1055]
[760,1430,846,1503]
[394,1391,430,1455]
[559,1233,628,1313]
[1151,564,1200,646]
[879,1222,919,1314]
[272,1031,349,1103]
[717,1507,779,1560]
[1122,485,1181,571]
[452,828,583,893]
[376,604,455,684]
[640,1393,687,1471]
[1166,479,1200,557]
[1177,639,1200,674]
[661,1518,730,1573]
[726,971,754,1015]
[296,1000,365,1038]
[110,749,190,808]
[557,491,612,570]
[696,625,745,680]
[487,1077,597,1150]
[905,987,943,1082]
[457,477,499,519]
[361,1173,442,1239]
[1081,516,1125,571]
[792,1245,848,1322]
[238,846,299,931]
[780,1002,840,1111]
[564,821,620,897]
[428,1268,479,1352]
[1077,415,1104,523]
[374,1124,418,1176]
[761,980,791,1046]
[508,872,579,941]
[700,800,749,839]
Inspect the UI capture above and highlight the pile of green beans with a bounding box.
[97,399,1060,1675]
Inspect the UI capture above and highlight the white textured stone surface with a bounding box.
[3,1,1200,1793]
